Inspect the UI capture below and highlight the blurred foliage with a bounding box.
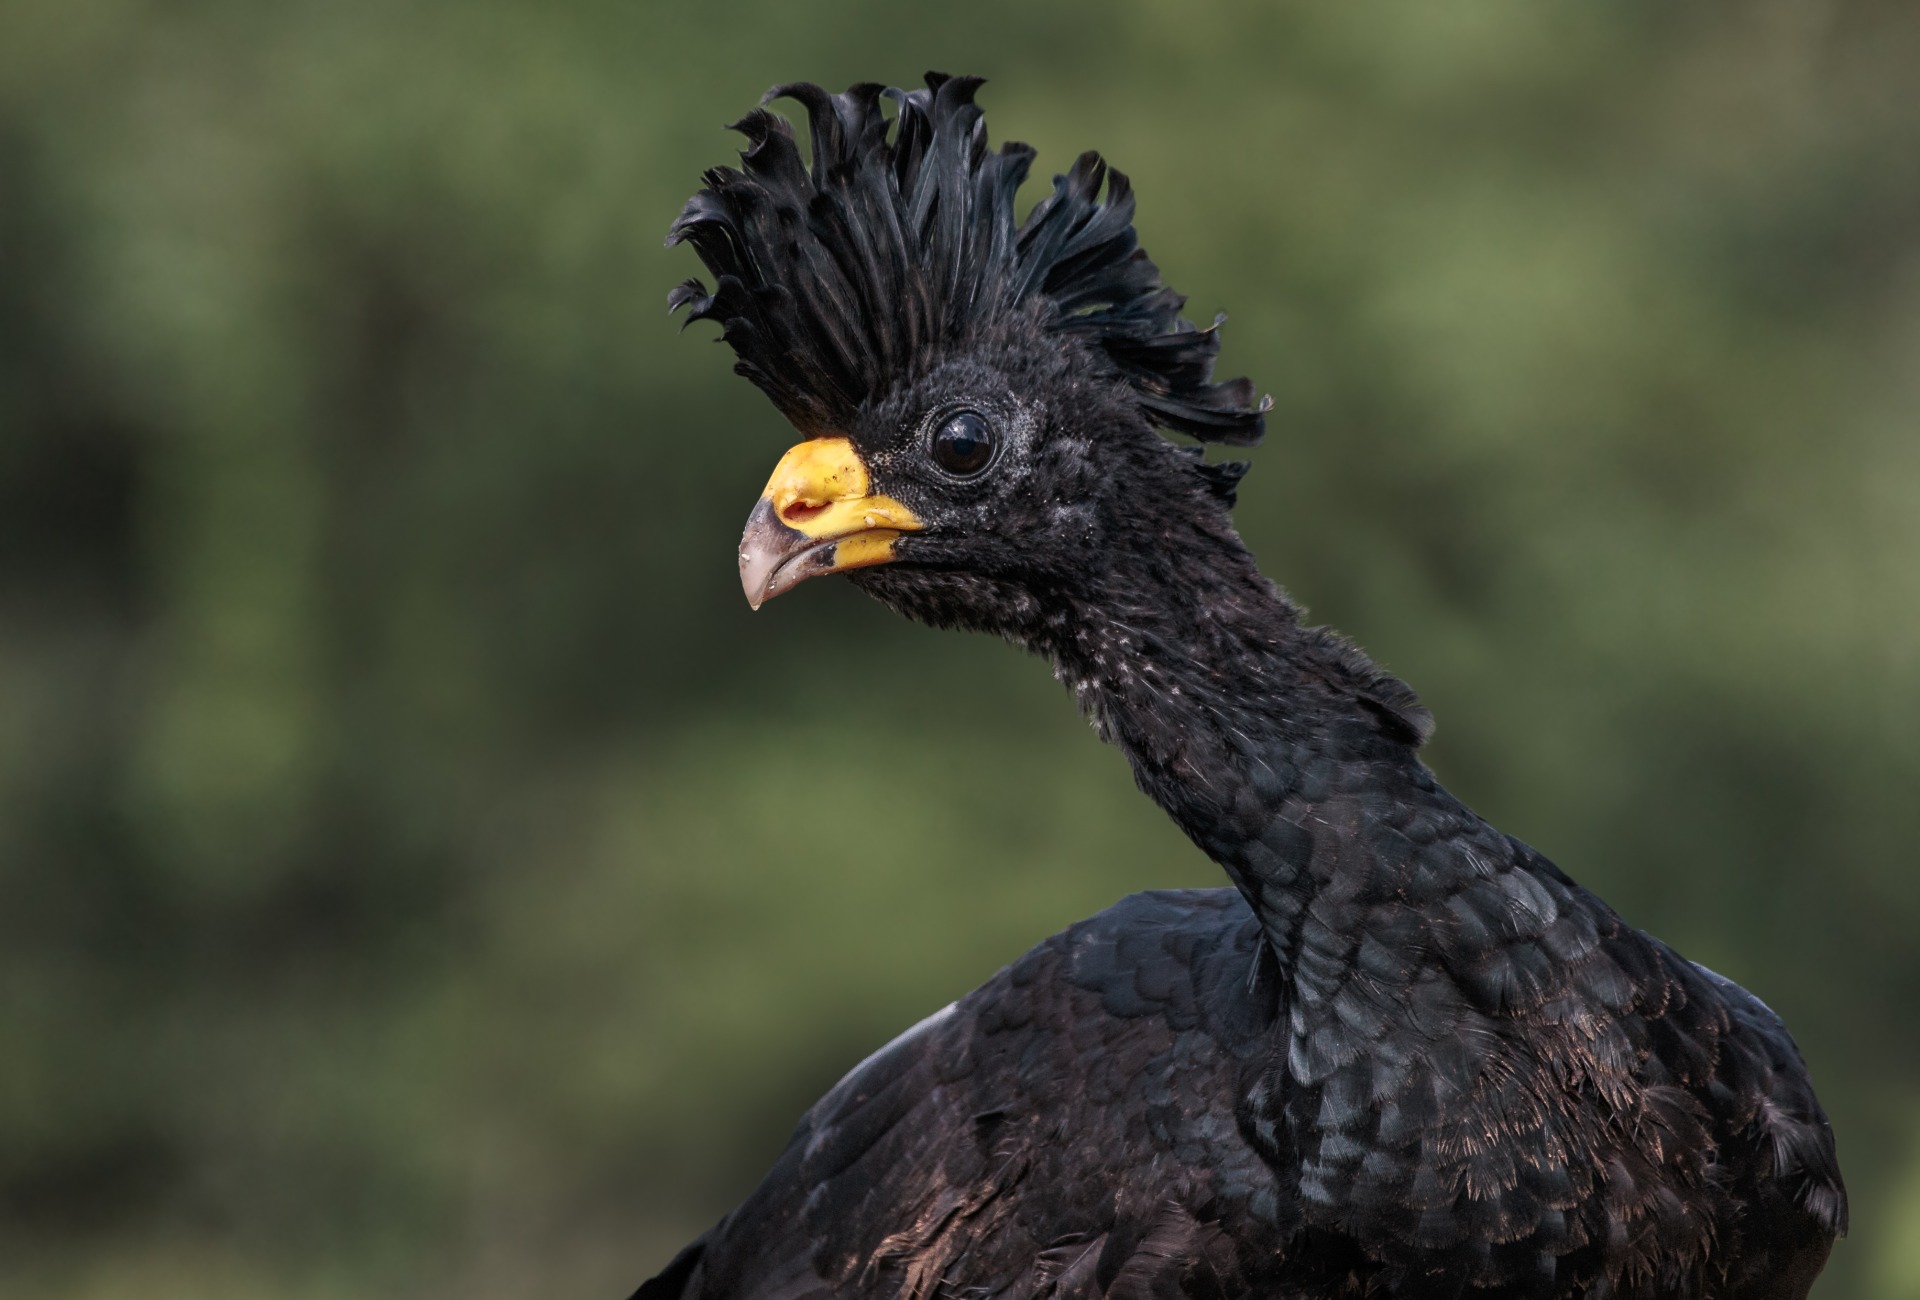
[1,0,1917,1296]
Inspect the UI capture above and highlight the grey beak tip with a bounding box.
[739,499,798,609]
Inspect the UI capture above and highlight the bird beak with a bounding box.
[738,437,924,609]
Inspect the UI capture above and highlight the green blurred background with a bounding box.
[2,0,1917,1296]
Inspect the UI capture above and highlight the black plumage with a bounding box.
[667,75,1265,444]
[641,75,1845,1300]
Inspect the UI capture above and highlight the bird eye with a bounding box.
[930,410,996,477]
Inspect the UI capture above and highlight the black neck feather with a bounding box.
[1044,533,1438,965]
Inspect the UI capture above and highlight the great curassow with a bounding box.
[637,75,1845,1300]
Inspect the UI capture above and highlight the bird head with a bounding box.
[669,75,1270,643]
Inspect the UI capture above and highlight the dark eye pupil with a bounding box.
[933,411,994,475]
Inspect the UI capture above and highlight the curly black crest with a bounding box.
[668,73,1269,445]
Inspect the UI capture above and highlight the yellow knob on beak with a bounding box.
[738,437,924,608]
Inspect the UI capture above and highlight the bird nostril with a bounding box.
[780,500,828,526]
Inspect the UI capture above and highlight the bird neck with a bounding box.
[1046,539,1437,965]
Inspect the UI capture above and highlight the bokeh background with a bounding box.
[3,1,1917,1296]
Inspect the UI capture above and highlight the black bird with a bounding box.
[640,75,1845,1300]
